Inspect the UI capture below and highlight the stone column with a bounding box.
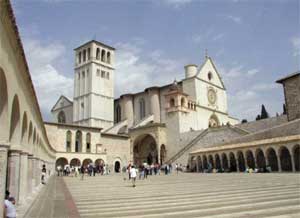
[8,150,21,203]
[276,150,282,172]
[236,158,240,172]
[290,150,296,172]
[19,152,28,204]
[0,144,9,218]
[34,158,41,187]
[27,155,34,195]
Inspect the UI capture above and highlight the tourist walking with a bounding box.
[41,164,47,184]
[4,191,16,218]
[130,165,138,187]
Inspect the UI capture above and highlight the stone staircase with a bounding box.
[64,173,300,218]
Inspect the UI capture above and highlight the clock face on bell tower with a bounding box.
[207,88,217,105]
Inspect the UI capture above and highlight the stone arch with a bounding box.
[66,130,72,152]
[246,150,255,169]
[81,158,92,167]
[133,134,158,166]
[114,159,121,173]
[202,155,208,169]
[209,114,219,128]
[256,148,266,169]
[28,121,33,144]
[266,147,278,171]
[70,158,81,167]
[21,112,28,144]
[221,153,228,170]
[96,48,100,60]
[229,152,237,172]
[95,158,104,167]
[101,49,106,62]
[75,130,82,152]
[208,154,214,169]
[56,157,68,169]
[215,154,221,170]
[237,151,246,172]
[293,145,300,171]
[57,110,66,123]
[9,95,21,144]
[279,146,292,171]
[0,67,8,141]
[160,144,166,164]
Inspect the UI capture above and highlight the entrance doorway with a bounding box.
[133,134,158,166]
[114,161,121,173]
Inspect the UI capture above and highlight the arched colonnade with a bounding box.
[191,144,300,173]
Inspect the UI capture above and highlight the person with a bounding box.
[80,165,85,180]
[130,165,138,187]
[175,163,179,174]
[127,163,132,180]
[41,164,46,184]
[4,196,16,218]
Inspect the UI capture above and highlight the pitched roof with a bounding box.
[276,71,300,83]
[51,95,73,112]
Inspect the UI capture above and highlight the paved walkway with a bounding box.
[25,173,300,218]
[24,176,79,218]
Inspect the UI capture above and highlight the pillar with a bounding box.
[19,152,29,204]
[236,157,240,172]
[8,150,21,202]
[27,155,34,195]
[0,144,9,217]
[290,149,296,172]
[34,158,41,186]
[276,150,282,172]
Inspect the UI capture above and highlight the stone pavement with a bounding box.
[24,173,300,218]
[23,176,79,218]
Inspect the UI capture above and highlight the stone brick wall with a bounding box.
[284,76,300,121]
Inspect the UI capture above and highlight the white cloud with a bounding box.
[212,33,225,41]
[252,83,278,91]
[246,68,259,76]
[114,41,185,97]
[22,38,73,119]
[225,15,242,24]
[291,37,300,57]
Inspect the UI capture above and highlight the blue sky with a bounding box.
[11,0,300,122]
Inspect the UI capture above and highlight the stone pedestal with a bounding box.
[19,152,28,204]
[0,144,9,218]
[8,150,21,203]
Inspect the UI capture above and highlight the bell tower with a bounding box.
[73,40,115,129]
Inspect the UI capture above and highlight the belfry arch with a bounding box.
[133,134,158,166]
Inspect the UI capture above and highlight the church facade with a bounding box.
[49,40,238,170]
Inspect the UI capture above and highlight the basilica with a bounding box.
[0,1,299,216]
[48,40,238,172]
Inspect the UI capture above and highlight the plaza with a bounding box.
[24,173,300,218]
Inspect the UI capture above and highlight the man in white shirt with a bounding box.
[130,165,137,187]
[4,197,16,218]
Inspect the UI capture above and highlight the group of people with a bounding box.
[56,163,110,180]
[124,162,183,187]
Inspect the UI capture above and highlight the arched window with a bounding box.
[116,104,121,123]
[96,48,100,60]
[86,133,91,153]
[170,98,175,107]
[107,52,111,64]
[101,50,106,62]
[139,98,146,120]
[58,111,66,123]
[83,49,86,62]
[66,131,72,152]
[208,114,219,128]
[75,131,82,152]
[208,71,213,80]
[181,97,185,107]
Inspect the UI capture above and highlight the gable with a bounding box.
[196,57,225,89]
[51,95,73,112]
